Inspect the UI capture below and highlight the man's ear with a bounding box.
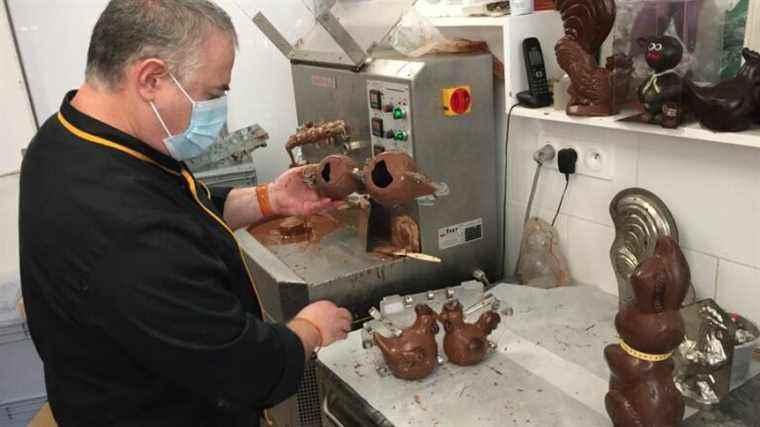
[132,58,170,102]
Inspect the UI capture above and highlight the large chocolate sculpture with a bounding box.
[684,48,760,132]
[556,0,633,116]
[438,300,501,366]
[373,304,440,380]
[604,236,689,427]
[609,188,696,309]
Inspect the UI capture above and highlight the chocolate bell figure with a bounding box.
[684,48,760,132]
[605,236,689,427]
[373,304,440,380]
[637,36,685,126]
[438,300,501,366]
[555,0,634,116]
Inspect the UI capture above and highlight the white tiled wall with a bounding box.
[507,117,760,325]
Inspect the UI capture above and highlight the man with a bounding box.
[19,1,352,426]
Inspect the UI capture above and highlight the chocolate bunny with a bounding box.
[605,236,689,427]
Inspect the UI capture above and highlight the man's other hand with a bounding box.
[293,301,352,348]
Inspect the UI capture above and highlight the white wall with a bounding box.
[748,0,760,50]
[0,0,36,174]
[506,117,760,325]
[7,0,310,182]
[0,175,20,277]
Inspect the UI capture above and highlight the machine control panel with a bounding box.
[367,80,413,157]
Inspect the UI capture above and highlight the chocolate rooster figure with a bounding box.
[438,300,501,366]
[556,0,633,116]
[685,48,760,132]
[637,36,685,127]
[605,236,689,427]
[374,304,440,380]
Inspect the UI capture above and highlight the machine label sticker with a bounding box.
[438,218,483,250]
[311,75,336,89]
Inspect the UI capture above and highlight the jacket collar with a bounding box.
[59,90,184,175]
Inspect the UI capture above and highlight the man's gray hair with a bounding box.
[85,0,237,88]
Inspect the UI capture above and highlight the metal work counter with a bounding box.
[317,284,760,426]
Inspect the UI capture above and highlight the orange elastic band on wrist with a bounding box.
[256,184,274,218]
[295,317,324,350]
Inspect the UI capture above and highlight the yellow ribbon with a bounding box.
[619,340,673,362]
[642,69,678,95]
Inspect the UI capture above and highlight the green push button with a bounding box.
[393,130,408,141]
[392,107,406,120]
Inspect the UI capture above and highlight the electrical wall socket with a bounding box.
[536,132,614,181]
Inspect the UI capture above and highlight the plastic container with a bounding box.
[0,396,46,427]
[511,0,535,16]
[0,272,22,326]
[194,163,258,188]
[0,336,46,419]
[730,314,759,389]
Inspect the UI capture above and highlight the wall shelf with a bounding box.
[512,106,760,150]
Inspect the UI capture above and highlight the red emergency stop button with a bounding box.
[442,86,472,116]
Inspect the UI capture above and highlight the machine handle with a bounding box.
[322,396,347,427]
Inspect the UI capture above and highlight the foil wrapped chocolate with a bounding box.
[673,300,736,407]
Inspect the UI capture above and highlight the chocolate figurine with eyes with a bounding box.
[637,36,685,127]
[604,236,689,427]
[373,304,440,380]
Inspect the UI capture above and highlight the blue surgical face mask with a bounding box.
[150,73,228,161]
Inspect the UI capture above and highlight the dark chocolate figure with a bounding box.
[605,236,689,427]
[556,0,634,116]
[684,48,760,132]
[374,304,440,381]
[438,300,501,366]
[637,36,684,126]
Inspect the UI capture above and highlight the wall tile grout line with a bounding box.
[714,258,721,300]
[714,257,760,272]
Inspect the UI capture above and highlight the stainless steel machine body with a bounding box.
[237,52,501,323]
[234,52,500,427]
[240,8,501,425]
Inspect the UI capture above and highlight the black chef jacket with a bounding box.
[19,92,305,427]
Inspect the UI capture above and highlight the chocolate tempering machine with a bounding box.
[233,2,503,425]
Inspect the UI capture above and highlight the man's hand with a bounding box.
[288,301,352,354]
[269,166,338,217]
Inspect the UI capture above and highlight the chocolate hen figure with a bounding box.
[556,0,633,116]
[685,48,760,132]
[374,304,440,380]
[605,236,689,427]
[438,300,501,366]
